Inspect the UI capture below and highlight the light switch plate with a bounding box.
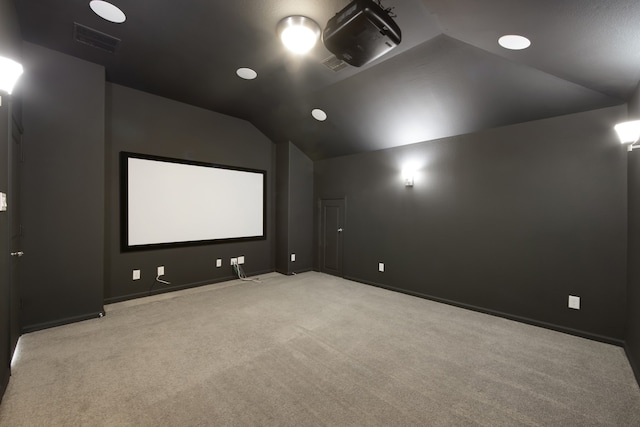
[216,258,222,268]
[379,262,385,272]
[0,192,7,211]
[133,270,141,280]
[291,254,296,262]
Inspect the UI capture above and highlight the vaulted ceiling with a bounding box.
[14,0,640,160]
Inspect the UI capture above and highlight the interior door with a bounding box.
[8,113,22,358]
[320,198,345,277]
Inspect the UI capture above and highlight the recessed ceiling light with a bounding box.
[498,34,531,50]
[236,68,258,80]
[312,109,327,121]
[89,1,126,24]
[277,16,321,54]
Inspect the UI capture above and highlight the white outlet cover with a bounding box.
[231,258,238,265]
[291,254,296,262]
[238,256,245,265]
[157,266,165,276]
[568,295,580,310]
[133,269,141,280]
[0,192,7,211]
[216,259,222,268]
[379,262,384,272]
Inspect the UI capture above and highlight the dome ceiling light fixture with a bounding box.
[498,34,531,50]
[277,16,321,54]
[89,0,126,24]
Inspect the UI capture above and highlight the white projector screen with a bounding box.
[121,152,266,251]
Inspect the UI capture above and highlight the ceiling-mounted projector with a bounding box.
[322,0,401,67]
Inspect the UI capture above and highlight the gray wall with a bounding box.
[276,143,290,274]
[276,142,313,275]
[0,0,21,61]
[20,43,105,331]
[105,83,275,302]
[626,81,640,383]
[315,105,628,343]
[0,0,21,399]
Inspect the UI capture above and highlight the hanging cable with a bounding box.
[233,262,261,283]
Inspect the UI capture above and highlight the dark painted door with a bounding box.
[8,114,22,358]
[320,199,345,277]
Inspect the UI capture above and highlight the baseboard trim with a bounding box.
[344,275,624,347]
[22,311,106,334]
[104,269,275,305]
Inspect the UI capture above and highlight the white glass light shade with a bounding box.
[277,16,320,54]
[402,167,416,187]
[614,120,640,144]
[0,56,23,94]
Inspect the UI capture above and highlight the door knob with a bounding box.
[338,228,343,232]
[10,251,24,257]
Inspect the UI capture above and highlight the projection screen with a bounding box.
[120,152,266,251]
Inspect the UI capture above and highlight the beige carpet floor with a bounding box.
[0,272,639,426]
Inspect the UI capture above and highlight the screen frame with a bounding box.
[120,151,267,252]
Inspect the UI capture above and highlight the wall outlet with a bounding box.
[157,266,165,276]
[238,256,245,265]
[291,253,296,262]
[231,258,238,266]
[568,295,580,310]
[216,258,222,268]
[379,262,385,272]
[133,269,141,280]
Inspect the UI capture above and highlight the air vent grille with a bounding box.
[74,23,120,53]
[321,55,349,72]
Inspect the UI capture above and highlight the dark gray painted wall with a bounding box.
[315,105,628,343]
[105,83,275,302]
[626,82,640,384]
[0,0,21,400]
[276,143,289,274]
[288,143,314,273]
[629,82,640,118]
[0,0,21,61]
[276,142,313,275]
[0,102,9,397]
[20,43,105,331]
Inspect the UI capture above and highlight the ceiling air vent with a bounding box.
[74,23,120,53]
[321,54,349,72]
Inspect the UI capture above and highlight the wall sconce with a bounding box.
[0,56,23,95]
[614,120,640,151]
[277,16,321,54]
[402,167,415,187]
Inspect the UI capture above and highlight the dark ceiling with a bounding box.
[14,0,640,160]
